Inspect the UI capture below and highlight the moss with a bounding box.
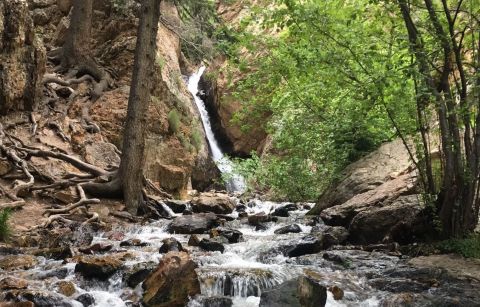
[437,234,480,258]
[168,109,180,134]
[191,130,203,152]
[0,209,11,242]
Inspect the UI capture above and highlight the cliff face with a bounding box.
[0,0,221,197]
[203,1,269,157]
[0,0,46,115]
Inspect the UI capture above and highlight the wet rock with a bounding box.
[322,252,352,268]
[0,255,38,271]
[191,193,236,214]
[255,223,268,231]
[348,195,424,244]
[238,212,248,219]
[168,213,219,234]
[297,276,328,307]
[0,277,28,290]
[199,238,225,253]
[56,280,76,297]
[197,296,233,307]
[369,278,431,293]
[272,203,297,217]
[124,262,157,288]
[74,254,124,280]
[328,285,344,300]
[210,227,243,243]
[75,293,95,307]
[37,267,69,279]
[143,252,200,307]
[29,247,73,260]
[105,231,125,241]
[274,224,302,235]
[322,226,349,248]
[216,214,236,222]
[183,209,193,215]
[236,204,247,212]
[120,239,149,247]
[284,235,323,257]
[188,234,201,246]
[248,213,274,225]
[164,199,188,213]
[4,290,73,307]
[79,243,113,254]
[259,276,327,307]
[159,237,185,253]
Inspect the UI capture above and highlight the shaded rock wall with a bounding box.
[0,0,46,114]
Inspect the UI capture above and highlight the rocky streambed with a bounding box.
[1,194,479,307]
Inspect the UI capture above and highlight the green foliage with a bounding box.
[227,0,418,201]
[168,109,180,134]
[0,209,11,242]
[438,234,480,258]
[191,130,203,152]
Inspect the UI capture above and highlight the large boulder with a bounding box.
[168,213,219,234]
[320,173,417,227]
[191,193,236,214]
[142,252,200,307]
[0,0,46,114]
[348,195,425,244]
[259,276,327,307]
[309,139,414,215]
[74,254,126,280]
[209,227,243,243]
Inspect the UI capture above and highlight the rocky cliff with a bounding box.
[6,0,223,197]
[202,1,269,157]
[0,0,46,114]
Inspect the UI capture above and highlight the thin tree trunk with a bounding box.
[117,0,162,215]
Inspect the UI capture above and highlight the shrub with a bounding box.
[0,209,12,242]
[438,234,480,258]
[191,130,203,152]
[168,109,180,134]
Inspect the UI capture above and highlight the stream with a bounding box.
[1,69,479,307]
[1,198,480,306]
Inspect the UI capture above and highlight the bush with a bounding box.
[168,109,180,134]
[0,209,11,242]
[438,234,480,258]
[191,130,203,152]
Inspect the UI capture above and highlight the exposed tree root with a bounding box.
[44,185,100,217]
[0,201,25,211]
[17,147,108,177]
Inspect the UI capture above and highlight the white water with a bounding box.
[188,66,246,192]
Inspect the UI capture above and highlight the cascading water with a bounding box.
[187,66,246,192]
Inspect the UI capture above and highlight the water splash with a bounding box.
[187,66,246,192]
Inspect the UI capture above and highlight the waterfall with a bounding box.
[188,66,246,192]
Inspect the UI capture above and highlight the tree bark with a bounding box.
[118,0,162,215]
[62,0,93,70]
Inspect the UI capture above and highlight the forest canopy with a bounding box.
[227,0,479,237]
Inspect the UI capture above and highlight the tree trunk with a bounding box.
[62,0,92,70]
[117,0,162,215]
